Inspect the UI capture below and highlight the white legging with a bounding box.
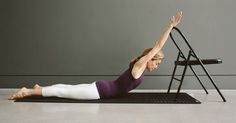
[42,81,100,100]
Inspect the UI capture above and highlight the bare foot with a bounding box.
[9,87,32,100]
[33,84,42,89]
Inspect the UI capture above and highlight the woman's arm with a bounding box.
[131,11,183,79]
[142,11,183,63]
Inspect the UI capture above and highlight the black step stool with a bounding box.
[167,27,226,102]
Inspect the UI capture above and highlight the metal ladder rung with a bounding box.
[173,77,181,82]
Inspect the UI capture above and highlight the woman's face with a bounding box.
[146,59,162,72]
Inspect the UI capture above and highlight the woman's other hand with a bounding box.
[170,11,183,27]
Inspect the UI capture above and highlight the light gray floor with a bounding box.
[0,89,235,123]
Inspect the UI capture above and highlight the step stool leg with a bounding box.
[175,63,188,100]
[198,59,226,102]
[167,64,177,93]
[189,65,209,94]
[167,52,181,93]
[175,50,192,100]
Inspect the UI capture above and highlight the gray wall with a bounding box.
[1,0,236,89]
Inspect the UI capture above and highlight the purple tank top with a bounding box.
[95,67,144,99]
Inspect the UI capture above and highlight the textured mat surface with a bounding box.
[15,92,201,104]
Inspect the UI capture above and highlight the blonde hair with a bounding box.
[129,48,164,68]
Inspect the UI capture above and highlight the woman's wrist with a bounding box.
[169,24,174,28]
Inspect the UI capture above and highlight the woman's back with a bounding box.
[96,67,144,99]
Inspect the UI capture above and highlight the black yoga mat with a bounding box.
[14,92,201,104]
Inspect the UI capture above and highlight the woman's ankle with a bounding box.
[32,88,42,96]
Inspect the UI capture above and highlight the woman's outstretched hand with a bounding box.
[170,11,183,27]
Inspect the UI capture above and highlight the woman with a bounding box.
[9,11,183,100]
